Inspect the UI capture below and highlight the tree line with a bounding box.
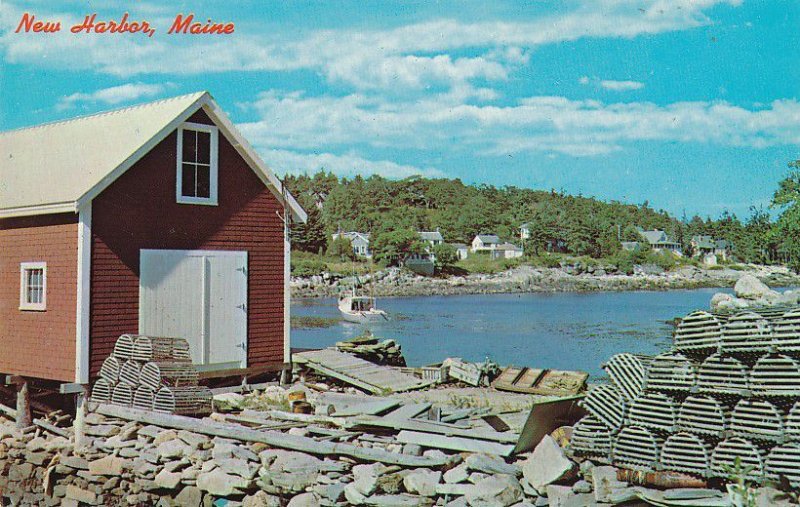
[284,164,800,270]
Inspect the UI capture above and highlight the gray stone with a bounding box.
[138,425,163,439]
[158,439,191,460]
[343,483,368,505]
[351,463,387,496]
[735,274,778,301]
[66,485,97,505]
[287,493,321,507]
[178,430,209,449]
[196,468,251,496]
[402,443,422,455]
[85,424,120,437]
[590,466,626,503]
[174,485,203,507]
[370,494,433,506]
[403,469,441,497]
[466,454,520,476]
[242,491,281,507]
[465,475,522,507]
[216,457,258,480]
[88,455,128,476]
[323,483,346,503]
[444,463,469,484]
[154,429,179,445]
[61,456,89,470]
[213,392,245,412]
[571,480,592,494]
[545,484,596,507]
[155,469,182,489]
[521,436,575,491]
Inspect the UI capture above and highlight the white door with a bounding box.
[139,250,248,370]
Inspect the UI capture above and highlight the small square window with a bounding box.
[19,262,46,311]
[176,122,218,205]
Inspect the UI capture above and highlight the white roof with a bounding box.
[0,91,306,222]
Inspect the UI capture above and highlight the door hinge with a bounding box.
[237,303,247,312]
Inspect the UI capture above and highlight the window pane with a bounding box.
[182,130,197,162]
[182,163,197,197]
[197,131,211,164]
[33,287,42,304]
[196,165,211,198]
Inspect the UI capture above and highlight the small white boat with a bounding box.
[338,292,388,323]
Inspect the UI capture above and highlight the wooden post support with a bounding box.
[74,387,88,450]
[280,367,291,386]
[13,377,32,429]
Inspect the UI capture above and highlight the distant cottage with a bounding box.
[332,231,371,258]
[637,229,682,256]
[471,234,501,253]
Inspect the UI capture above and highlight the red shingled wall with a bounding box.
[89,109,286,378]
[0,214,77,382]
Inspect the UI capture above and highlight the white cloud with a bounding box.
[599,79,645,91]
[239,91,800,158]
[578,76,591,85]
[56,83,166,110]
[261,149,444,179]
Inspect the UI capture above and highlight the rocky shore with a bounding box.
[291,264,800,299]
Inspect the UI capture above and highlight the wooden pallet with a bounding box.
[493,366,587,396]
[294,349,432,394]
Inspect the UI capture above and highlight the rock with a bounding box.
[85,424,120,437]
[444,463,470,484]
[352,463,386,496]
[753,486,795,507]
[154,429,179,445]
[66,485,97,505]
[403,469,441,497]
[402,443,422,456]
[370,494,434,506]
[343,483,368,505]
[734,274,778,301]
[521,436,575,491]
[174,485,203,507]
[465,475,522,507]
[178,430,210,449]
[213,392,245,412]
[377,470,411,494]
[709,292,734,311]
[571,480,592,494]
[466,454,520,476]
[88,455,127,476]
[158,439,191,460]
[287,493,321,507]
[545,484,595,507]
[242,491,281,507]
[590,466,627,503]
[155,469,182,489]
[322,482,347,503]
[197,468,251,496]
[216,458,258,480]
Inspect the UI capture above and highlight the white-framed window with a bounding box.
[176,122,219,205]
[19,262,46,311]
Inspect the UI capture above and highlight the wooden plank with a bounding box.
[396,430,515,456]
[385,403,432,421]
[347,416,519,443]
[332,399,401,417]
[94,404,448,467]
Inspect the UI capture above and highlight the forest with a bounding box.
[284,164,800,272]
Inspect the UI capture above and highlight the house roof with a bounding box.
[0,91,307,222]
[692,235,715,249]
[449,243,468,249]
[334,231,370,242]
[497,242,523,251]
[475,234,500,244]
[419,231,444,242]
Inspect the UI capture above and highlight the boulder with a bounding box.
[465,475,522,507]
[213,392,245,412]
[352,463,386,496]
[403,469,441,497]
[158,439,191,460]
[520,436,575,491]
[466,454,520,476]
[196,468,251,496]
[88,455,127,476]
[591,466,627,503]
[65,485,97,505]
[444,463,470,484]
[287,493,321,507]
[734,274,778,301]
[174,485,203,507]
[154,469,182,490]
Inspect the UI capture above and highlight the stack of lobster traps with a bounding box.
[570,305,800,488]
[91,334,212,416]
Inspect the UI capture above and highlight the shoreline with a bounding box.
[291,264,800,299]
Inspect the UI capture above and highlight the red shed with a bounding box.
[0,92,307,386]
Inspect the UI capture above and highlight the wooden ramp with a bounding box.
[293,349,431,394]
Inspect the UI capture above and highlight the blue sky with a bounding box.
[1,0,798,218]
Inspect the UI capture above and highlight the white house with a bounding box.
[332,231,371,258]
[520,223,530,240]
[450,243,469,260]
[492,242,524,259]
[471,234,500,253]
[638,229,682,256]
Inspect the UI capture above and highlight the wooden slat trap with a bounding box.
[154,386,213,416]
[612,425,664,471]
[119,360,142,387]
[720,312,773,356]
[786,401,800,441]
[697,353,749,396]
[772,308,800,353]
[111,383,134,407]
[90,378,115,404]
[729,399,786,442]
[580,384,627,431]
[113,334,136,360]
[603,353,651,401]
[628,392,678,433]
[140,361,199,390]
[132,336,192,363]
[133,385,156,411]
[677,395,729,438]
[660,432,713,476]
[98,356,121,383]
[674,311,723,355]
[646,351,697,392]
[765,443,800,488]
[710,437,766,482]
[570,415,612,459]
[750,354,800,397]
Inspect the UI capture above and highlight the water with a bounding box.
[291,288,731,379]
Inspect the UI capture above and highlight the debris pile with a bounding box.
[335,332,406,366]
[573,304,800,490]
[91,334,212,416]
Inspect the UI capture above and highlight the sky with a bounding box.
[1,0,798,219]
